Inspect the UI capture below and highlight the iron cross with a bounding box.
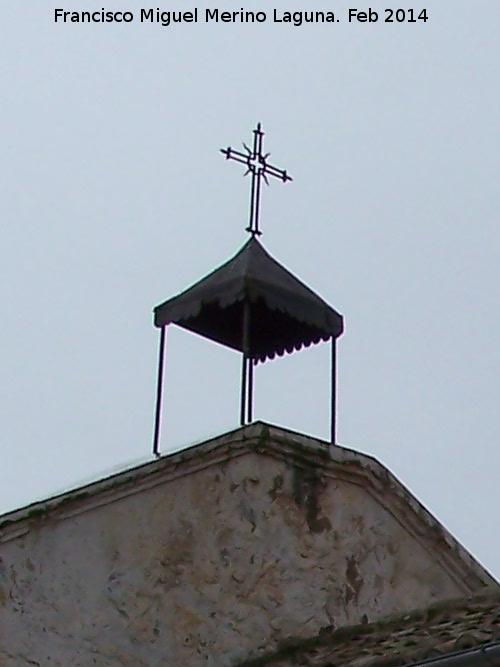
[220,123,292,236]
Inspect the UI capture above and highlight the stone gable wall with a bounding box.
[0,432,492,666]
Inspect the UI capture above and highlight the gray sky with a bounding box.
[2,1,499,578]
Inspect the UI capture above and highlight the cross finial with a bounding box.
[221,123,292,236]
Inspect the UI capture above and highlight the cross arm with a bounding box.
[264,164,293,183]
[220,146,293,183]
[220,146,248,166]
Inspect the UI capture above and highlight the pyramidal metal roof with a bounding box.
[154,236,344,362]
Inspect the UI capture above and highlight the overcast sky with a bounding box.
[2,1,499,578]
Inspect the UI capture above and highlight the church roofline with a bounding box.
[0,422,497,592]
[235,590,500,667]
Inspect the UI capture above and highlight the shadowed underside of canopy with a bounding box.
[154,237,343,362]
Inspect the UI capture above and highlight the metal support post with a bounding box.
[153,326,167,457]
[240,301,250,425]
[330,337,337,445]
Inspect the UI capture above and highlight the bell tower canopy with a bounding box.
[154,236,343,362]
[151,124,344,456]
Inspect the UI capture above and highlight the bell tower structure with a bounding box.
[152,124,344,455]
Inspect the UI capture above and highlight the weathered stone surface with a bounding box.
[0,423,496,665]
